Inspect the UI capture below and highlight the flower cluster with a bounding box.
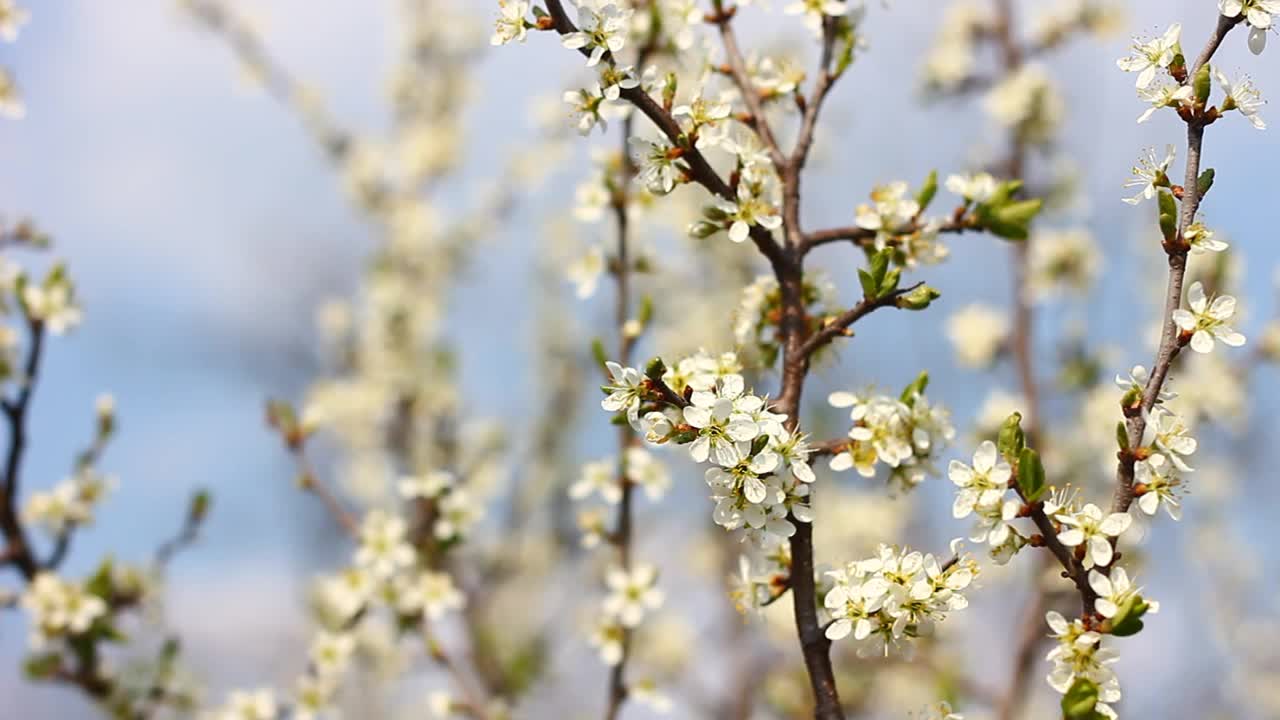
[1045,611,1122,718]
[822,542,978,656]
[948,441,1024,562]
[20,572,108,648]
[22,468,115,535]
[1221,0,1280,55]
[1118,20,1269,128]
[826,375,955,490]
[0,0,28,119]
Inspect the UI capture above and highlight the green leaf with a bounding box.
[899,372,929,405]
[1062,678,1100,719]
[1109,595,1152,637]
[1193,63,1211,104]
[23,652,62,680]
[915,170,938,212]
[989,179,1023,205]
[1197,168,1215,197]
[997,412,1025,462]
[1017,447,1046,502]
[1157,189,1178,218]
[895,284,941,311]
[85,557,115,600]
[975,188,1042,241]
[1115,421,1129,451]
[869,249,890,286]
[590,338,608,370]
[857,269,878,299]
[878,267,902,297]
[1157,189,1178,243]
[637,295,654,328]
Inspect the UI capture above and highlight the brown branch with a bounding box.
[1111,12,1241,516]
[796,282,925,360]
[597,10,670,716]
[709,3,788,171]
[0,318,44,580]
[806,437,848,460]
[994,589,1048,720]
[790,16,840,175]
[291,448,358,537]
[542,0,787,272]
[800,218,974,254]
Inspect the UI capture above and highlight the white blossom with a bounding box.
[1136,82,1193,123]
[1088,567,1159,619]
[1220,0,1280,54]
[1122,145,1175,205]
[945,172,998,203]
[1134,454,1184,520]
[603,563,663,628]
[354,510,415,578]
[1055,503,1132,568]
[1214,66,1267,129]
[945,304,1008,368]
[824,544,978,656]
[561,1,633,66]
[0,0,29,43]
[490,1,529,46]
[1115,23,1181,88]
[1172,281,1245,354]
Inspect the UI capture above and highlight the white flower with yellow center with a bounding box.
[1172,281,1245,354]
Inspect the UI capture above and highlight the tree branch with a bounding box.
[797,282,925,360]
[0,318,45,580]
[542,0,788,272]
[1111,12,1240,515]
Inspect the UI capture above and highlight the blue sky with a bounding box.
[2,0,1279,716]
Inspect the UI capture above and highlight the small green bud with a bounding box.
[643,357,667,382]
[895,284,941,311]
[1193,63,1211,104]
[879,267,902,296]
[689,221,719,239]
[1062,678,1100,719]
[915,170,938,212]
[899,372,929,405]
[637,295,654,327]
[1108,595,1152,637]
[23,653,62,680]
[857,268,877,300]
[997,412,1025,462]
[1197,168,1215,197]
[188,489,212,525]
[1017,447,1047,502]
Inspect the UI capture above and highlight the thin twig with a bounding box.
[796,282,925,360]
[542,0,788,272]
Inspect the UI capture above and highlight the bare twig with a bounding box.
[710,2,788,170]
[801,218,973,254]
[542,0,787,272]
[797,282,925,360]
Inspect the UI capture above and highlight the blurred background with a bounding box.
[2,0,1279,718]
